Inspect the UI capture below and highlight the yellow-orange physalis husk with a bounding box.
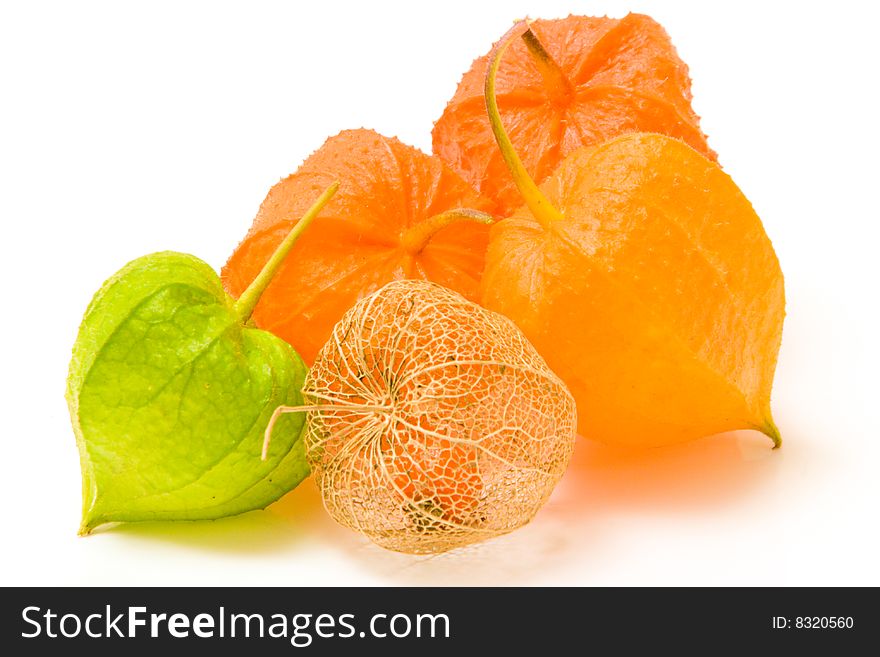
[291,279,576,554]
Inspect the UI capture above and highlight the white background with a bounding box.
[1,0,878,586]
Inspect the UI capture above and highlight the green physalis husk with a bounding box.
[66,183,338,534]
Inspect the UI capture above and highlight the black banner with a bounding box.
[1,587,872,654]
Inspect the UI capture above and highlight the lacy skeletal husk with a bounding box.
[303,279,577,554]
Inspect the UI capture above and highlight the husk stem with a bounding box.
[234,181,340,322]
[521,27,574,98]
[262,403,392,460]
[484,21,564,228]
[401,209,495,255]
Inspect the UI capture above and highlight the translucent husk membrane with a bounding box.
[273,280,577,554]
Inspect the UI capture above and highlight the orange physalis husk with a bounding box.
[480,22,785,449]
[433,13,715,215]
[222,129,496,365]
[265,279,577,554]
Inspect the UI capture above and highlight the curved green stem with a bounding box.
[485,21,564,228]
[401,208,495,255]
[234,181,339,322]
